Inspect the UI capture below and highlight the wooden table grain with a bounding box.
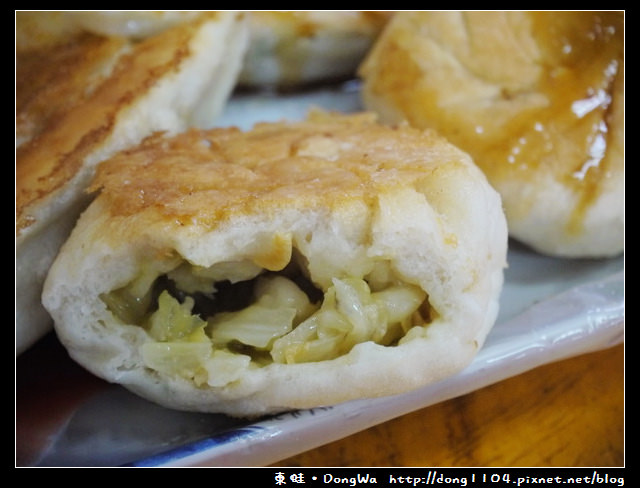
[271,343,624,467]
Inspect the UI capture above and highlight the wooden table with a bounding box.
[271,343,624,467]
[16,334,623,467]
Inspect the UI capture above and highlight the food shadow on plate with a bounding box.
[496,239,623,325]
[15,333,260,467]
[504,239,623,285]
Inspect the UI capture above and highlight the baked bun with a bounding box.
[16,11,249,355]
[42,111,508,417]
[239,11,392,88]
[359,11,624,258]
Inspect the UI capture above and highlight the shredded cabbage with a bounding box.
[105,259,428,385]
[270,278,426,363]
[147,291,207,342]
[141,341,212,385]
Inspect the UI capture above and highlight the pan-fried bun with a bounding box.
[360,11,624,258]
[239,11,393,88]
[42,111,507,417]
[16,11,249,355]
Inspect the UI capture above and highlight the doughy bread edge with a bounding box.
[42,154,507,417]
[15,13,249,355]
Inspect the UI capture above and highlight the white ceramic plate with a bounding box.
[16,83,624,467]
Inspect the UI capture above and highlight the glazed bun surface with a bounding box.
[360,11,624,257]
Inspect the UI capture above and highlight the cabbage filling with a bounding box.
[101,254,432,386]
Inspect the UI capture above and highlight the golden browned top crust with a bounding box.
[15,12,224,236]
[16,33,127,148]
[89,111,465,231]
[360,11,624,240]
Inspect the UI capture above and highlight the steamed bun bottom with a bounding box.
[101,242,433,389]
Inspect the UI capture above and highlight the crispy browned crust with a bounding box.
[15,12,225,237]
[16,33,127,148]
[88,111,459,234]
